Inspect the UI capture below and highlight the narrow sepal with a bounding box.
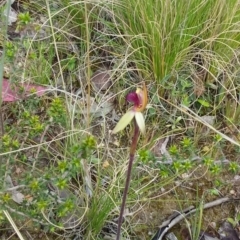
[135,112,145,134]
[112,111,135,134]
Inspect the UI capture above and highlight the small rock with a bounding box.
[229,189,236,195]
[181,173,189,179]
[161,187,166,193]
[234,175,240,181]
[210,222,217,229]
[102,160,110,168]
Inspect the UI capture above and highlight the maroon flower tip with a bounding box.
[126,92,140,106]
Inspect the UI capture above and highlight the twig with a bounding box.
[3,210,25,240]
[32,117,52,171]
[152,197,240,240]
[155,156,230,165]
[5,205,47,226]
[2,184,26,192]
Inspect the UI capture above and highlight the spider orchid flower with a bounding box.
[112,83,148,134]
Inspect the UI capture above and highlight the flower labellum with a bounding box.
[112,83,148,134]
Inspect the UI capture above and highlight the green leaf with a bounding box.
[227,217,236,227]
[198,99,211,107]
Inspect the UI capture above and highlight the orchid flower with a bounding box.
[112,83,148,134]
[114,83,148,240]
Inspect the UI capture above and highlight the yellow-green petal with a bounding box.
[112,111,135,134]
[135,111,145,134]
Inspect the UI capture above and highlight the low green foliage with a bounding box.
[17,12,31,28]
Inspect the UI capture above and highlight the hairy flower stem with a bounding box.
[116,120,140,240]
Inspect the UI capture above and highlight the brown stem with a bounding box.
[116,120,140,240]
